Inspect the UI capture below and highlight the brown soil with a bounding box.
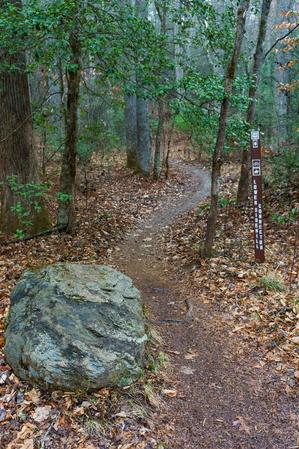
[113,162,298,449]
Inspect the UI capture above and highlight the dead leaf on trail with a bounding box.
[32,405,52,423]
[25,388,41,404]
[180,366,195,375]
[162,389,177,398]
[233,416,251,434]
[6,424,36,449]
[79,445,98,449]
[185,351,198,360]
[19,439,34,449]
[291,336,299,345]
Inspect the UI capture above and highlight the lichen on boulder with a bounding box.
[4,263,147,392]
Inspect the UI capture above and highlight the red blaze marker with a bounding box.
[251,130,265,263]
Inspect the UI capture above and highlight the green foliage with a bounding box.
[260,274,286,292]
[56,192,72,203]
[14,229,25,240]
[270,149,299,186]
[219,196,235,208]
[270,207,298,225]
[146,351,168,374]
[196,202,210,217]
[7,176,50,237]
[173,70,253,159]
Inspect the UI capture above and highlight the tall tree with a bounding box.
[0,0,49,235]
[237,0,273,204]
[56,28,81,231]
[125,89,138,169]
[135,0,152,176]
[202,0,250,258]
[153,1,168,179]
[121,0,138,169]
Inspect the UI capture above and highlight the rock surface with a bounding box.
[4,263,147,392]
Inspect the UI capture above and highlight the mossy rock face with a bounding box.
[4,264,147,392]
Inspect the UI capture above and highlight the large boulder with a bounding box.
[4,263,147,392]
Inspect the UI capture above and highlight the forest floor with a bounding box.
[0,153,298,449]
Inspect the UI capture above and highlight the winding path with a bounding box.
[113,163,298,449]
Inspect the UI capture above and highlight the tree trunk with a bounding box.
[136,96,151,175]
[237,0,272,204]
[57,30,81,231]
[125,91,138,169]
[135,0,151,176]
[121,0,138,170]
[0,0,50,235]
[202,0,250,258]
[153,99,164,179]
[153,1,168,179]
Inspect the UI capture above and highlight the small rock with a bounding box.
[0,408,6,422]
[0,372,8,385]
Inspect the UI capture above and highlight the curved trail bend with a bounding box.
[113,163,297,449]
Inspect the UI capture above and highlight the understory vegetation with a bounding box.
[0,0,298,448]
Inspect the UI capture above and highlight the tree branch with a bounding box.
[264,23,299,58]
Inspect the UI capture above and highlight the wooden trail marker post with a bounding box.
[251,130,265,263]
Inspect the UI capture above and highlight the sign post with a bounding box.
[250,130,265,263]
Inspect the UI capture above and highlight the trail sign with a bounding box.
[251,130,265,263]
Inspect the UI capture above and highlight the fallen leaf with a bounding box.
[162,389,177,398]
[32,405,51,423]
[180,366,195,375]
[19,439,34,449]
[233,416,251,434]
[185,351,198,360]
[25,388,41,404]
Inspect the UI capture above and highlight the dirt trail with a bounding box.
[113,163,298,449]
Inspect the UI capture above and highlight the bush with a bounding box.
[270,148,299,186]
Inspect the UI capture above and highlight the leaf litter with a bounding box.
[164,162,298,388]
[0,155,187,449]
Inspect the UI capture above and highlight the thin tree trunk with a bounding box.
[202,0,250,258]
[165,118,175,179]
[0,0,50,235]
[154,99,164,179]
[153,1,168,179]
[41,68,49,178]
[57,30,81,231]
[237,0,272,204]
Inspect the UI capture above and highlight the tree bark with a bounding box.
[135,0,151,176]
[57,30,81,231]
[153,1,168,179]
[0,0,50,235]
[237,0,272,204]
[125,91,138,169]
[153,99,164,179]
[121,0,138,169]
[202,0,250,258]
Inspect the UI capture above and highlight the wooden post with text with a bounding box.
[251,130,265,263]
